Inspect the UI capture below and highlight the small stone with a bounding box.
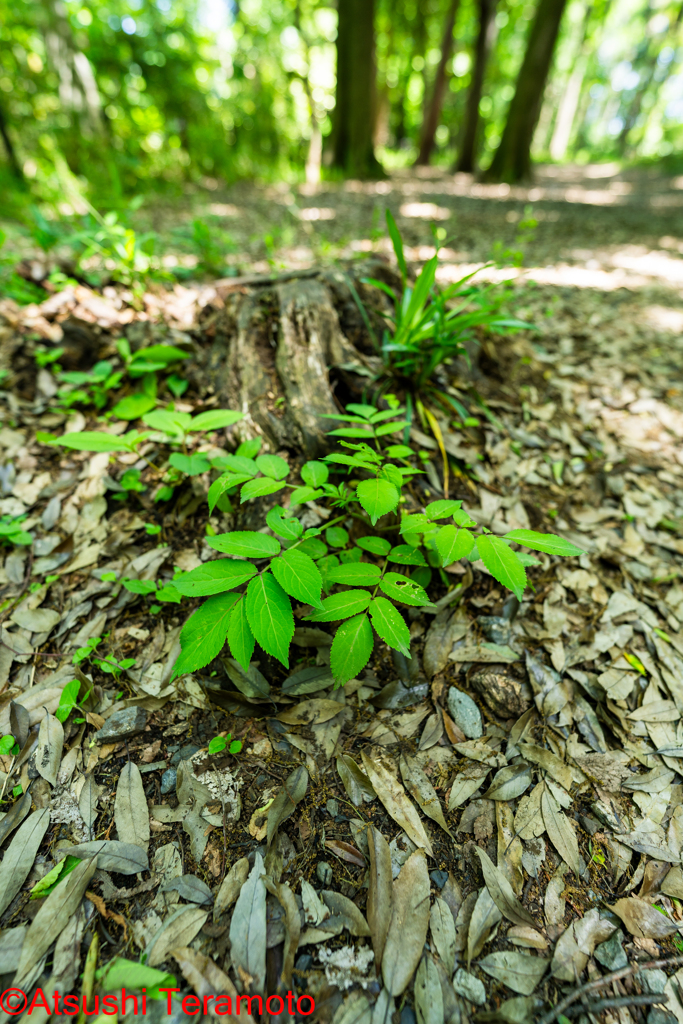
[94,707,147,744]
[326,798,339,817]
[478,615,512,645]
[171,743,199,766]
[430,870,448,889]
[594,929,627,971]
[470,667,532,719]
[316,861,333,885]
[400,1006,417,1024]
[295,954,313,972]
[453,968,486,1006]
[161,769,177,795]
[648,1009,678,1024]
[447,687,482,739]
[637,969,667,995]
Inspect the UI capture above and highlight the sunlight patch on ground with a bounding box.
[208,203,240,216]
[399,202,451,220]
[297,207,336,221]
[642,306,683,333]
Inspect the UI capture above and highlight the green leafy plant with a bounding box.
[55,678,92,723]
[208,733,243,756]
[0,515,33,547]
[0,735,19,756]
[72,636,136,680]
[171,400,582,687]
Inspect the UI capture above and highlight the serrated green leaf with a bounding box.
[173,559,257,597]
[306,590,372,622]
[327,427,375,438]
[356,536,391,556]
[169,452,211,476]
[369,597,410,657]
[227,597,255,672]
[213,454,258,476]
[425,499,463,520]
[477,534,527,601]
[111,391,157,420]
[207,473,252,513]
[331,614,374,685]
[270,549,323,608]
[266,507,303,540]
[301,461,329,487]
[503,529,583,557]
[240,478,286,502]
[290,486,323,505]
[173,593,239,677]
[346,403,377,419]
[340,547,363,564]
[122,578,157,595]
[379,572,432,607]
[325,563,381,586]
[400,514,431,535]
[53,432,132,453]
[356,478,400,525]
[189,410,243,432]
[245,573,294,666]
[255,454,289,480]
[388,544,427,566]
[375,420,410,436]
[142,409,192,437]
[317,554,340,592]
[207,531,281,558]
[435,524,475,566]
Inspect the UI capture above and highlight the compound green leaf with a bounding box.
[245,573,294,666]
[325,526,349,548]
[189,410,243,432]
[173,593,239,677]
[325,563,381,586]
[227,597,255,672]
[503,530,583,557]
[255,454,289,480]
[266,507,302,541]
[173,559,257,597]
[207,531,281,558]
[425,499,463,520]
[399,514,431,535]
[477,534,527,601]
[388,544,427,566]
[356,536,391,556]
[214,454,258,476]
[301,461,329,487]
[379,572,432,607]
[240,478,286,502]
[298,537,327,558]
[369,597,410,658]
[356,478,399,525]
[270,549,323,608]
[289,485,322,505]
[142,409,191,438]
[306,590,372,622]
[317,554,340,592]
[331,614,374,686]
[435,525,475,566]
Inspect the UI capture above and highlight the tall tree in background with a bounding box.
[456,0,498,171]
[0,99,23,182]
[485,0,568,181]
[416,0,460,165]
[549,2,595,160]
[332,0,381,177]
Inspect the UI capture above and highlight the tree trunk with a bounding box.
[484,0,568,182]
[416,0,460,165]
[331,0,382,178]
[202,262,398,457]
[548,1,594,160]
[0,99,24,183]
[455,0,498,172]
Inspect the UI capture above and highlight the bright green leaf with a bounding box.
[207,473,252,513]
[301,461,329,487]
[173,592,240,677]
[379,572,432,607]
[255,454,289,480]
[173,559,257,597]
[325,526,349,548]
[330,614,374,686]
[425,499,464,520]
[245,572,294,666]
[435,524,475,566]
[298,537,327,559]
[52,432,131,453]
[227,597,255,672]
[169,452,211,476]
[369,597,411,657]
[356,478,399,525]
[189,410,243,432]
[240,478,286,502]
[503,529,583,557]
[325,563,381,586]
[306,589,372,622]
[477,534,527,601]
[388,544,428,566]
[271,549,323,608]
[207,531,281,558]
[356,536,391,556]
[266,507,303,541]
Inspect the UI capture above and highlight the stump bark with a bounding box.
[201,260,398,457]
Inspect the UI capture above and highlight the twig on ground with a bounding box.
[538,954,683,1024]
[563,993,668,1017]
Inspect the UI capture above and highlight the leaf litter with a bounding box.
[3,176,683,1023]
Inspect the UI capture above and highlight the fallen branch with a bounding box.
[538,954,683,1024]
[563,993,668,1017]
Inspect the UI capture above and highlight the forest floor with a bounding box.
[0,164,683,1024]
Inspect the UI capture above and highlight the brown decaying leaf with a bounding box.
[0,808,50,916]
[541,786,581,878]
[360,751,433,856]
[610,897,680,938]
[264,878,300,987]
[114,761,150,850]
[266,765,308,847]
[325,839,366,866]
[382,849,431,996]
[214,857,249,921]
[467,887,502,966]
[146,905,209,968]
[85,890,129,941]
[414,955,444,1024]
[336,754,376,806]
[478,950,549,995]
[14,856,98,983]
[228,851,266,993]
[0,789,31,848]
[475,848,535,928]
[172,946,255,1024]
[367,825,392,971]
[35,710,63,787]
[276,698,345,725]
[430,898,457,975]
[399,754,453,838]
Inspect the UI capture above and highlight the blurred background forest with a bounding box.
[0,0,681,292]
